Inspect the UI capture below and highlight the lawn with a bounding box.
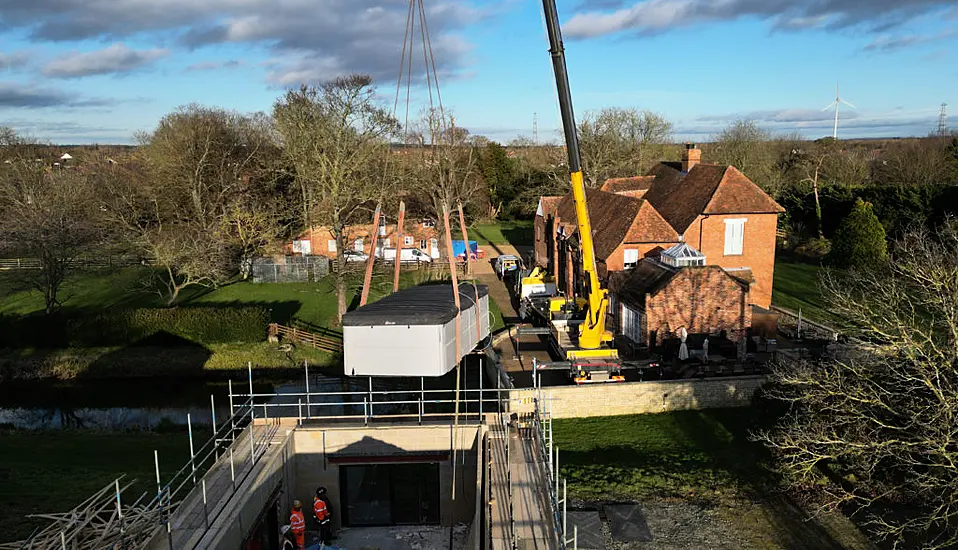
[771,259,833,323]
[553,409,872,549]
[553,408,772,502]
[0,267,497,378]
[0,430,191,543]
[456,220,533,248]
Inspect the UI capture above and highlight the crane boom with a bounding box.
[541,0,611,350]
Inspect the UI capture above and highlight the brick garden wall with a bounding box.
[513,376,765,419]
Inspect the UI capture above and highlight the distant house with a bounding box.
[534,143,784,309]
[290,217,440,259]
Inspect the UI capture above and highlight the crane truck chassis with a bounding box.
[511,0,662,384]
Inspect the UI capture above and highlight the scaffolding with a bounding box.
[6,361,573,549]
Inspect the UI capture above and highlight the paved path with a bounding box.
[489,416,558,550]
[167,421,287,549]
[475,245,556,375]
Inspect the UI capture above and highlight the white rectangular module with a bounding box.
[341,283,490,377]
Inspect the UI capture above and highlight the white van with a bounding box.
[377,247,434,263]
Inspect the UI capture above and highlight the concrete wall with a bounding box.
[513,376,765,419]
[193,428,296,550]
[291,424,483,530]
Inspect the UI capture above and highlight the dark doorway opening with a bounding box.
[340,463,441,526]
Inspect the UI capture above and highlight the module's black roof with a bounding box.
[341,282,489,326]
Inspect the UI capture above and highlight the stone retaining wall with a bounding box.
[512,376,765,419]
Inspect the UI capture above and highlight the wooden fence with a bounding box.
[0,256,149,271]
[268,323,343,353]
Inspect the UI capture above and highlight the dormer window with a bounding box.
[422,219,435,228]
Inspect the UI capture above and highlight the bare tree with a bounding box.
[405,109,483,249]
[578,107,673,187]
[756,221,958,549]
[875,138,950,187]
[103,105,274,305]
[0,135,104,314]
[273,76,399,321]
[711,119,790,197]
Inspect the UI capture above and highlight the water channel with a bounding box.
[0,356,494,430]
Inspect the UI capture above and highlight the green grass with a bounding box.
[771,259,833,323]
[0,268,483,378]
[456,220,533,248]
[553,409,772,503]
[0,430,191,542]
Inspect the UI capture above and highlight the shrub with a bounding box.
[69,307,270,346]
[0,307,269,348]
[793,237,832,259]
[827,198,888,269]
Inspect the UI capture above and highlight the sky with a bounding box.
[0,0,956,145]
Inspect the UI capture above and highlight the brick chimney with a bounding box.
[682,142,701,172]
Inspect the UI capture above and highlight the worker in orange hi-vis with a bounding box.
[313,487,332,545]
[289,500,306,550]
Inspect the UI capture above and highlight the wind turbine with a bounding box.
[822,83,855,139]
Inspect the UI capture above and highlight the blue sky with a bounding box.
[0,0,956,144]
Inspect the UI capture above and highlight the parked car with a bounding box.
[495,254,521,278]
[376,247,433,263]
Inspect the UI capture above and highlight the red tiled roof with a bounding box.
[555,189,642,260]
[554,189,678,260]
[704,166,785,217]
[644,164,784,234]
[624,201,679,243]
[609,260,751,307]
[600,176,656,196]
[537,196,563,218]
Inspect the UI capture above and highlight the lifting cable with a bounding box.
[392,0,465,509]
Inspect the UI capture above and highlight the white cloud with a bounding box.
[42,44,168,78]
[565,0,956,39]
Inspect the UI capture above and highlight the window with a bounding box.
[405,236,414,246]
[429,238,438,250]
[422,219,435,228]
[620,303,645,344]
[382,238,390,247]
[536,225,542,241]
[420,239,427,250]
[378,217,387,236]
[354,238,364,251]
[293,239,311,255]
[327,240,337,252]
[724,218,746,256]
[623,248,639,269]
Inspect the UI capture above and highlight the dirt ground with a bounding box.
[576,496,874,550]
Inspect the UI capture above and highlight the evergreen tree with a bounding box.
[827,198,888,269]
[480,142,518,216]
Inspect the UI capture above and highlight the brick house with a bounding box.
[608,243,752,348]
[291,217,440,259]
[533,144,783,309]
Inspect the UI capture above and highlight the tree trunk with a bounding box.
[335,273,347,323]
[814,181,823,239]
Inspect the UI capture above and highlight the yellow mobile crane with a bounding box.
[528,0,623,382]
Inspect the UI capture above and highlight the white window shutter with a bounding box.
[724,219,746,255]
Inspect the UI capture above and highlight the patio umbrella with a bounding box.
[702,337,709,363]
[677,327,689,360]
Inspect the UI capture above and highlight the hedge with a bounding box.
[0,307,269,348]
